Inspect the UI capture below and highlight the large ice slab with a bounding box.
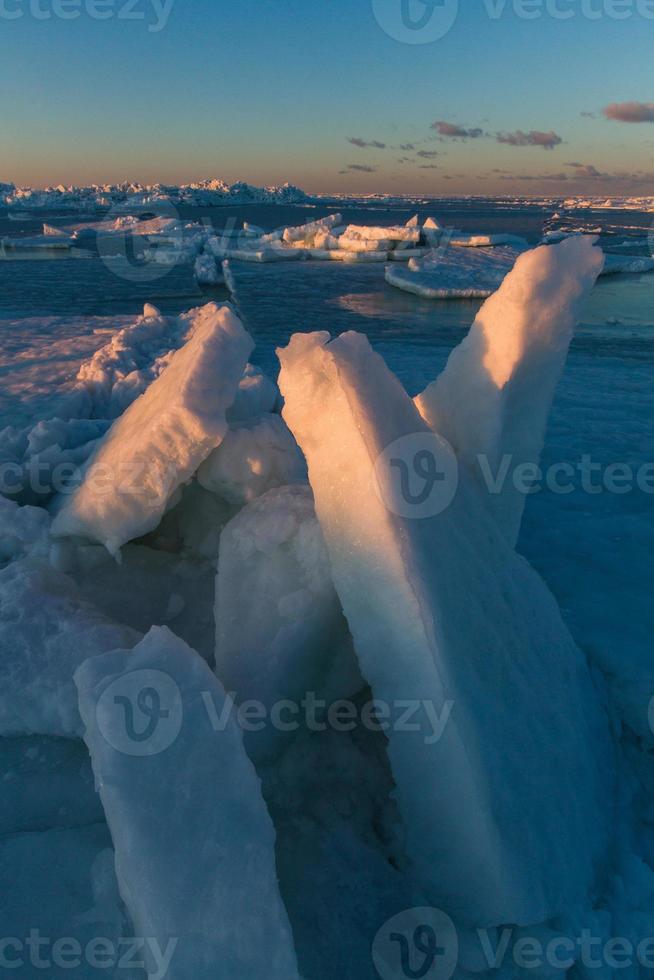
[385,244,525,298]
[278,328,614,928]
[75,626,301,979]
[415,238,603,546]
[52,303,253,556]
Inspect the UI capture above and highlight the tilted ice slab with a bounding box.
[75,626,301,980]
[0,557,139,737]
[415,238,603,546]
[385,244,524,298]
[53,303,253,556]
[278,322,614,927]
[341,224,420,243]
[281,213,343,243]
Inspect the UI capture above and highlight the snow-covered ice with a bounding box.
[75,626,301,980]
[52,303,253,556]
[385,244,525,298]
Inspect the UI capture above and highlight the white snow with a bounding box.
[75,625,301,980]
[385,244,524,298]
[415,237,604,546]
[197,413,306,507]
[277,273,613,927]
[52,303,253,556]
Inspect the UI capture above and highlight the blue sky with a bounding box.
[1,0,653,194]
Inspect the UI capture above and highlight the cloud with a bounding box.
[566,162,603,178]
[347,137,387,149]
[416,149,439,159]
[399,143,415,151]
[339,164,377,173]
[580,111,596,119]
[432,121,484,139]
[602,102,654,123]
[496,129,563,150]
[418,165,439,170]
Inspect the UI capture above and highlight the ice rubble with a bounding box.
[1,230,647,972]
[75,626,301,980]
[601,253,654,276]
[385,244,525,298]
[278,237,614,927]
[2,178,310,211]
[415,237,603,547]
[206,214,437,264]
[52,303,253,557]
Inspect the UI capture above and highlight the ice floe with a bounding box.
[385,244,526,298]
[278,243,614,925]
[52,303,253,556]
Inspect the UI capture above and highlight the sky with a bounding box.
[1,0,653,196]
